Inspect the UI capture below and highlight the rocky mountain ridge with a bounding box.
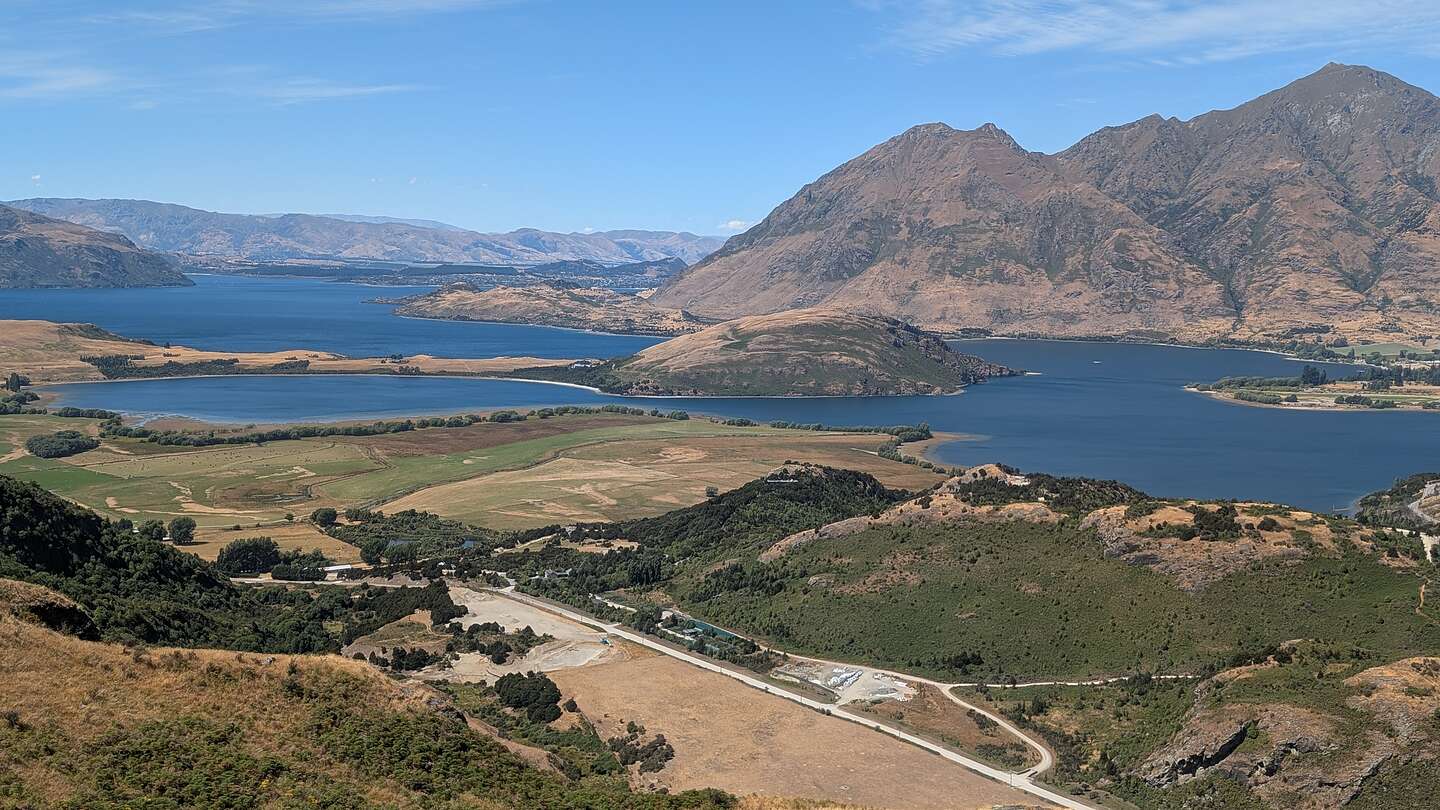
[654,64,1440,344]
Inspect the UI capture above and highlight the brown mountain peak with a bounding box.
[656,65,1440,345]
[900,121,958,138]
[1273,61,1426,100]
[974,122,1023,150]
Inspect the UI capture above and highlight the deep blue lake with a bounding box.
[0,274,661,358]
[28,277,1430,513]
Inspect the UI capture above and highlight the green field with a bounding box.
[315,420,797,505]
[0,412,935,538]
[0,413,385,528]
[0,414,724,530]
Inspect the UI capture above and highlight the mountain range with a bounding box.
[0,204,190,288]
[655,64,1440,344]
[4,198,725,267]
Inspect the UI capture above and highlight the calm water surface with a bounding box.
[0,274,661,358]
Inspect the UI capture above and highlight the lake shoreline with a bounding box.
[41,371,983,402]
[1185,385,1439,414]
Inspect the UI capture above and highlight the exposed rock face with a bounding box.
[656,64,1440,344]
[1139,703,1356,803]
[393,281,710,335]
[6,198,723,266]
[1138,655,1440,808]
[0,204,189,288]
[606,308,1014,396]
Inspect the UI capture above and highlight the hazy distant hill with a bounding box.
[0,204,189,288]
[655,64,1440,345]
[308,213,467,231]
[6,198,724,267]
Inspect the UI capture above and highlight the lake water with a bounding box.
[10,274,1435,511]
[0,274,661,358]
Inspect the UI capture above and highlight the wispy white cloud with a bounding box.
[0,51,116,99]
[0,0,503,105]
[81,0,518,34]
[867,0,1440,64]
[717,219,750,231]
[251,77,420,104]
[30,174,41,186]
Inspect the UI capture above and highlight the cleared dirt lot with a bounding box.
[422,586,624,681]
[449,586,606,641]
[551,654,1055,810]
[385,433,945,529]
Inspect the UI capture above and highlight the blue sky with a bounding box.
[5,1,1440,235]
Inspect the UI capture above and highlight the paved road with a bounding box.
[488,586,1099,810]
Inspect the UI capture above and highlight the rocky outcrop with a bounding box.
[1138,653,1440,808]
[655,64,1440,344]
[1140,714,1258,786]
[1079,502,1363,591]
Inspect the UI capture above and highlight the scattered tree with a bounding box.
[215,537,282,575]
[168,517,196,545]
[495,672,563,723]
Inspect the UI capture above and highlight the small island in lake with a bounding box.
[501,308,1016,397]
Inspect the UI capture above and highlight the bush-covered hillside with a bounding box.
[0,475,459,653]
